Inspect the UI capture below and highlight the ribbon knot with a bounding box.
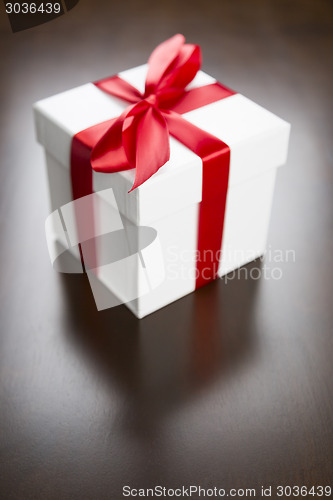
[144,93,158,107]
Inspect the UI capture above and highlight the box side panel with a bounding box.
[44,152,142,310]
[219,168,277,276]
[128,203,199,318]
[44,152,82,266]
[44,152,73,212]
[134,168,279,318]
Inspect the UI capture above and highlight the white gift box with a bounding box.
[34,64,290,318]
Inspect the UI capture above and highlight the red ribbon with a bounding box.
[71,34,235,289]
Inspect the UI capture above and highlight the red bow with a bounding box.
[91,34,204,191]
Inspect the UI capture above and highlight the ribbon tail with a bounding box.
[145,34,186,94]
[123,106,170,191]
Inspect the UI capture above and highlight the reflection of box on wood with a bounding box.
[34,64,290,318]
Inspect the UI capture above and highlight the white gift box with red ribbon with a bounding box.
[34,64,290,318]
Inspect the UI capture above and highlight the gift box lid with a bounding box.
[34,64,290,225]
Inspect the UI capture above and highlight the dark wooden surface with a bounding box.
[0,1,332,498]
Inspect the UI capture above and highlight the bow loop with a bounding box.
[91,99,169,192]
[145,34,201,98]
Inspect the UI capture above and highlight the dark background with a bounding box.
[0,0,332,498]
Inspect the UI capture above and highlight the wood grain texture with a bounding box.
[0,0,332,498]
